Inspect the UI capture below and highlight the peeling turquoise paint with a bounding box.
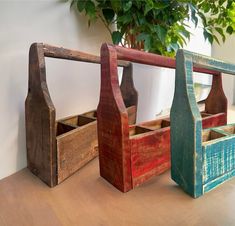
[171,49,235,198]
[202,126,235,193]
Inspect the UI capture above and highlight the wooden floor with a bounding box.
[1,106,235,226]
[1,157,235,226]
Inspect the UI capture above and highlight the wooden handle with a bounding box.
[110,44,220,76]
[42,43,130,67]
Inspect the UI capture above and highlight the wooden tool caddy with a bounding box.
[98,43,227,192]
[171,49,234,198]
[25,43,137,187]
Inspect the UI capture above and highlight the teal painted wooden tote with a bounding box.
[171,49,235,198]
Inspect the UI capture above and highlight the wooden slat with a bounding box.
[43,43,130,67]
[26,43,57,187]
[57,121,98,184]
[113,44,220,75]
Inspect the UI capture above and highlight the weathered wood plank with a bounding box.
[57,120,98,184]
[130,127,170,187]
[43,43,130,67]
[98,44,132,192]
[26,43,57,187]
[171,49,233,198]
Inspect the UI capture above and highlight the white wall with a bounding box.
[0,0,111,180]
[134,19,212,122]
[212,35,235,105]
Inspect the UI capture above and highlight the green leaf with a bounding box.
[179,29,191,39]
[123,1,132,12]
[117,13,132,24]
[219,0,226,5]
[226,26,233,34]
[102,8,115,22]
[111,0,121,12]
[134,0,142,9]
[215,27,225,42]
[136,33,148,42]
[154,1,169,9]
[112,31,122,44]
[144,35,151,51]
[203,30,213,44]
[136,12,146,25]
[168,43,179,52]
[77,0,86,12]
[194,15,199,28]
[213,34,220,44]
[144,3,153,15]
[155,25,167,44]
[136,33,151,51]
[178,34,187,46]
[85,1,96,17]
[189,3,198,27]
[198,11,207,26]
[202,3,210,13]
[228,2,235,18]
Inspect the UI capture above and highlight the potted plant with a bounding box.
[66,0,235,121]
[68,0,235,53]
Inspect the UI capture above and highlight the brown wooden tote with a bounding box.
[98,43,227,192]
[25,43,138,187]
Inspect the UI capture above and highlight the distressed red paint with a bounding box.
[98,44,227,192]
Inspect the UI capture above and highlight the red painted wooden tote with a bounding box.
[25,43,137,187]
[98,43,227,192]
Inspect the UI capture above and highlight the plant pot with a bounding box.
[133,64,175,122]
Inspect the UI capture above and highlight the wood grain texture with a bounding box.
[171,49,234,198]
[130,127,170,188]
[98,44,226,193]
[205,74,227,116]
[202,124,235,193]
[25,43,137,187]
[2,161,235,226]
[121,63,138,124]
[57,120,98,184]
[26,43,57,187]
[98,44,132,192]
